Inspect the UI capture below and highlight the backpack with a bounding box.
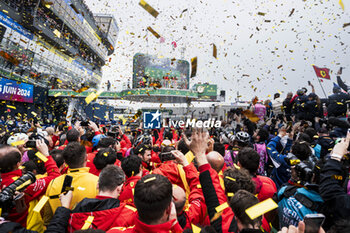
[254,143,268,176]
[224,150,238,168]
[277,185,324,228]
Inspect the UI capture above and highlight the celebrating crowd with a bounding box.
[0,82,350,233]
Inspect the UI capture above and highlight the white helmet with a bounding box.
[7,135,18,146]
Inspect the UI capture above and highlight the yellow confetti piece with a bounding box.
[54,92,62,97]
[190,57,197,78]
[31,112,37,117]
[213,44,217,59]
[227,193,234,197]
[33,195,49,213]
[81,216,94,230]
[139,0,159,18]
[233,163,240,169]
[103,153,108,157]
[35,152,48,163]
[339,0,345,10]
[245,198,278,220]
[147,26,161,39]
[11,140,25,147]
[192,224,201,233]
[7,105,16,109]
[85,91,99,105]
[225,176,236,182]
[144,177,156,183]
[215,202,229,213]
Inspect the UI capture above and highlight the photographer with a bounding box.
[0,140,60,230]
[276,156,324,228]
[0,191,72,233]
[319,134,350,230]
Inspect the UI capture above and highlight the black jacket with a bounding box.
[327,92,350,117]
[319,158,350,230]
[283,98,292,115]
[0,207,71,233]
[73,197,120,212]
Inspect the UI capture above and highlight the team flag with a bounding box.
[313,65,330,80]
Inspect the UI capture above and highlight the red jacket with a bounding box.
[252,175,277,202]
[179,163,207,229]
[152,161,186,190]
[119,176,141,206]
[199,164,237,233]
[107,217,182,233]
[141,161,156,176]
[199,164,271,233]
[0,156,60,227]
[119,134,132,149]
[68,196,137,232]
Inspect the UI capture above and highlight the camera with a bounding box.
[107,126,120,138]
[158,151,176,162]
[80,120,90,127]
[0,172,36,218]
[285,153,315,184]
[26,130,49,148]
[25,140,37,148]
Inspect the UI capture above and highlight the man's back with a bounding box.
[45,167,98,222]
[68,197,137,232]
[327,92,350,117]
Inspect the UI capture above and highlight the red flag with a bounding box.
[313,65,330,79]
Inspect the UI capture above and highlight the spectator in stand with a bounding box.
[107,174,183,233]
[44,142,99,223]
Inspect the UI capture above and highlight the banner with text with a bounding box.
[0,77,33,103]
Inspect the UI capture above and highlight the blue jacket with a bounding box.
[277,186,324,228]
[267,136,293,189]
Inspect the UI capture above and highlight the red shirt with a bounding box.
[107,217,182,233]
[153,161,185,190]
[119,176,141,206]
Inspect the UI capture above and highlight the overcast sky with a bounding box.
[85,0,350,108]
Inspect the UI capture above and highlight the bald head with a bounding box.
[46,127,55,136]
[172,185,186,214]
[207,151,225,173]
[0,145,22,173]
